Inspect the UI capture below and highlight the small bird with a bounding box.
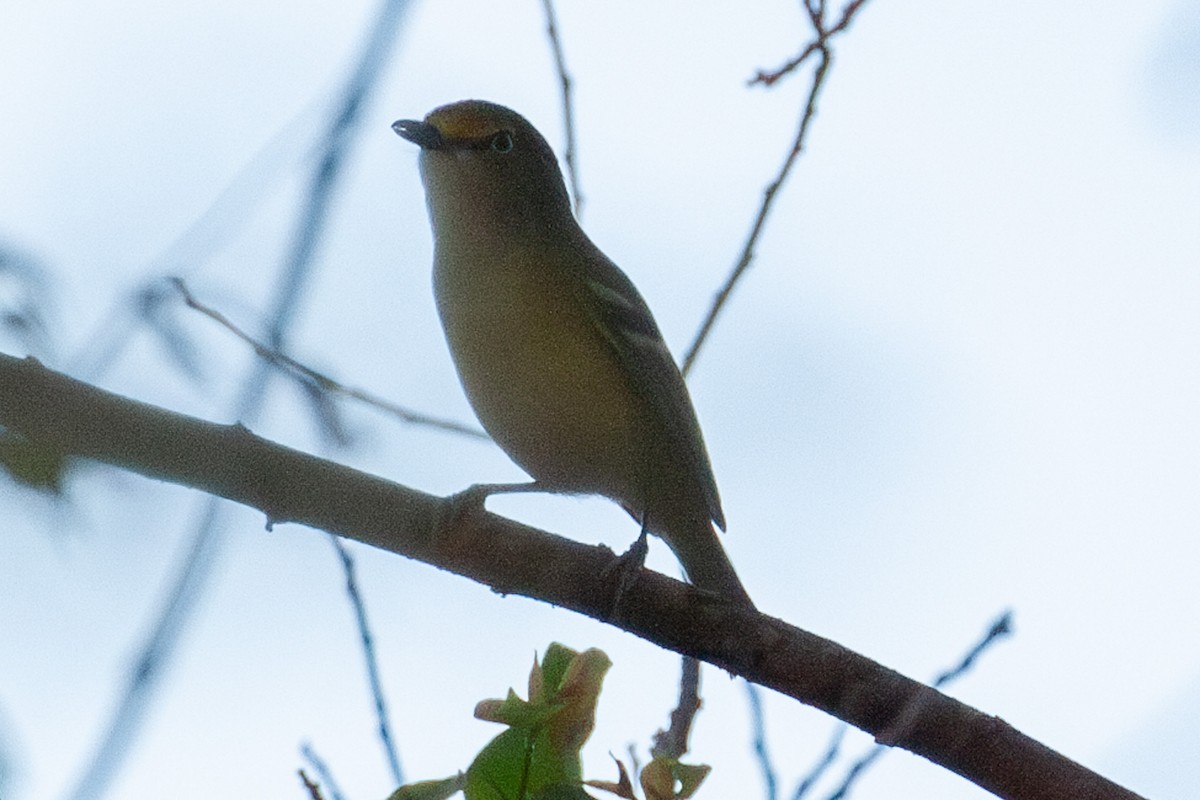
[393,100,753,608]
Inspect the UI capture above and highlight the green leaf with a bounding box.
[386,772,466,800]
[465,727,531,800]
[466,643,611,800]
[532,785,595,800]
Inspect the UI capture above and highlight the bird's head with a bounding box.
[393,100,573,237]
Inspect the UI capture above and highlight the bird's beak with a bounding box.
[392,119,445,150]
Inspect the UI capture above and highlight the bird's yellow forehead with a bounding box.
[425,102,508,141]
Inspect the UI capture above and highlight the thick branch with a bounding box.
[0,352,1141,800]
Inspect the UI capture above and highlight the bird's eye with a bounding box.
[490,131,514,153]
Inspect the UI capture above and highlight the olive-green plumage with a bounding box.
[393,100,752,607]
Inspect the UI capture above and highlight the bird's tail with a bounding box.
[662,519,755,609]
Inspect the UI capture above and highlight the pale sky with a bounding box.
[2,1,1199,799]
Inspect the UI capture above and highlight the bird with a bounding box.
[393,100,753,608]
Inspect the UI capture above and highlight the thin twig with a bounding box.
[803,0,824,32]
[824,747,883,800]
[745,682,779,800]
[651,656,702,760]
[301,743,348,800]
[682,0,872,376]
[682,49,830,376]
[330,535,405,785]
[540,0,583,216]
[749,0,870,87]
[791,724,847,800]
[172,278,487,440]
[298,769,327,800]
[674,1,872,783]
[932,609,1013,688]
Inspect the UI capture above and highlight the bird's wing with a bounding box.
[570,241,726,531]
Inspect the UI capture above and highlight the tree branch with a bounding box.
[0,352,1142,800]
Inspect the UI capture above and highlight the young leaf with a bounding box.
[465,643,611,800]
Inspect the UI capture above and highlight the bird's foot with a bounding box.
[603,529,650,611]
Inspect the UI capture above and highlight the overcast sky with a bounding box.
[2,2,1199,799]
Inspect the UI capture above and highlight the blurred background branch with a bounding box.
[61,3,414,798]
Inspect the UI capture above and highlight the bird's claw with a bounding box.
[603,529,650,610]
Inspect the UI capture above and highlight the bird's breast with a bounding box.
[432,241,648,501]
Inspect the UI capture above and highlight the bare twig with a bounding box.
[651,656,702,760]
[301,743,347,800]
[825,747,883,800]
[540,0,583,216]
[298,769,327,800]
[675,1,873,782]
[792,724,847,800]
[330,535,405,785]
[682,0,872,376]
[745,682,779,800]
[173,278,487,440]
[932,610,1013,688]
[749,0,870,88]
